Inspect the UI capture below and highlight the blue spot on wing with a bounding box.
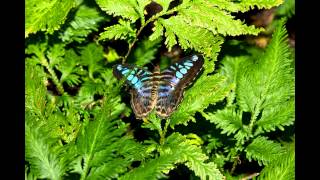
[180,68,187,74]
[122,69,129,74]
[176,71,183,79]
[134,81,142,89]
[127,74,134,80]
[131,76,138,84]
[184,62,193,67]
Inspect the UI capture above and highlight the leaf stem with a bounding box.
[248,101,262,133]
[121,8,178,64]
[40,55,65,95]
[160,119,170,145]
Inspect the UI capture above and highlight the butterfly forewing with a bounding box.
[113,64,156,119]
[156,55,204,118]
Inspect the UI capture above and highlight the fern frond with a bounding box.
[121,133,223,180]
[233,0,283,12]
[170,74,232,127]
[276,0,295,18]
[96,0,143,22]
[255,98,294,134]
[219,55,248,105]
[25,121,68,179]
[158,16,223,56]
[99,19,136,42]
[149,0,270,56]
[80,43,105,79]
[178,1,263,36]
[164,133,224,180]
[235,19,294,136]
[57,49,82,87]
[59,5,106,43]
[46,44,66,68]
[25,0,75,37]
[207,0,283,12]
[202,107,251,145]
[119,151,179,180]
[258,141,294,180]
[25,61,48,120]
[245,136,285,166]
[128,37,162,66]
[237,18,293,112]
[75,87,144,179]
[203,107,242,136]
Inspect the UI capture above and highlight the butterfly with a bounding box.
[113,54,204,119]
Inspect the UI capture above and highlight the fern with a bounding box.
[25,0,75,37]
[170,73,233,127]
[121,133,223,180]
[237,18,294,133]
[56,49,82,87]
[95,0,149,22]
[97,0,279,59]
[258,140,295,179]
[59,5,106,43]
[75,87,147,179]
[128,37,162,66]
[99,19,136,42]
[80,43,105,80]
[25,121,64,179]
[276,0,295,18]
[245,136,285,166]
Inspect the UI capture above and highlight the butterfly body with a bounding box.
[113,55,204,119]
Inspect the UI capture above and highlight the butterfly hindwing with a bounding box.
[113,64,156,119]
[156,55,204,118]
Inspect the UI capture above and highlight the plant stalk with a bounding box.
[121,8,178,64]
[40,56,65,95]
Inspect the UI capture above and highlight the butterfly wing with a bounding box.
[156,55,204,118]
[113,64,156,119]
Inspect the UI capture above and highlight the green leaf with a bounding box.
[96,0,143,22]
[80,43,105,79]
[25,61,48,121]
[170,73,232,127]
[26,0,76,37]
[255,98,295,134]
[219,55,248,105]
[245,136,285,166]
[75,87,142,179]
[237,19,294,113]
[258,141,295,180]
[158,16,222,57]
[99,20,136,42]
[202,106,252,145]
[149,21,164,41]
[205,0,283,13]
[178,1,263,36]
[59,5,106,43]
[25,121,67,179]
[57,49,82,87]
[276,0,295,18]
[128,37,162,66]
[164,133,224,180]
[203,107,243,136]
[105,47,120,63]
[121,133,223,180]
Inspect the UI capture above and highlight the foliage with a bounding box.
[25,0,294,179]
